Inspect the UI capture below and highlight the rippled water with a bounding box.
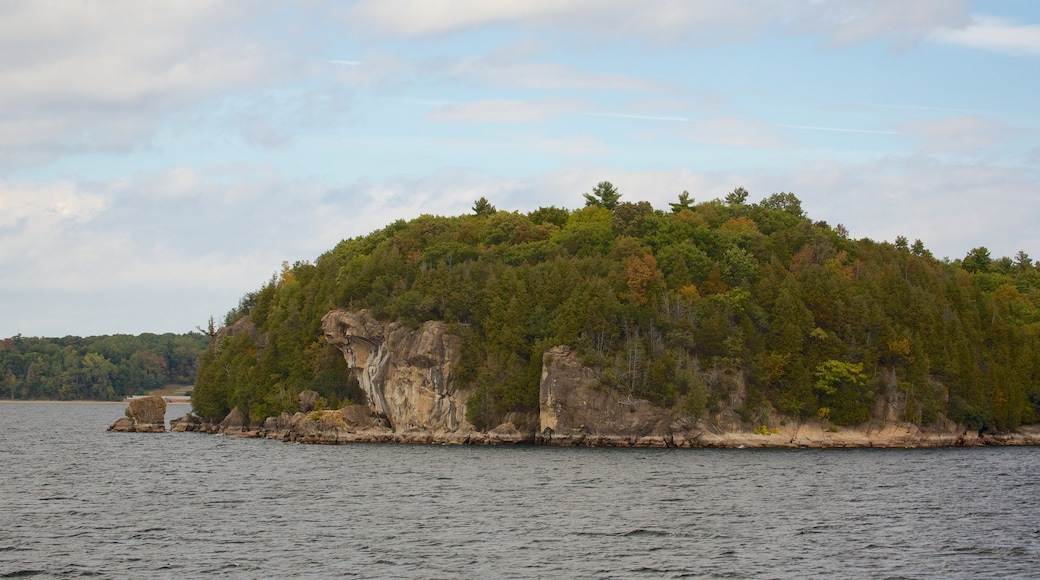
[2,403,1039,578]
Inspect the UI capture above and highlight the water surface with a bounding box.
[1,403,1038,578]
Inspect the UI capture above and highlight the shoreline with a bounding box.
[168,410,1040,449]
[0,400,192,405]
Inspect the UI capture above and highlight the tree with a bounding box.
[669,191,695,213]
[473,196,496,217]
[196,316,217,338]
[963,247,992,273]
[813,360,872,425]
[1014,250,1032,270]
[725,186,749,206]
[911,239,931,258]
[583,181,621,210]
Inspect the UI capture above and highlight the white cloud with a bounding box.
[783,157,1040,259]
[0,1,301,166]
[900,116,1024,153]
[429,98,583,123]
[931,16,1040,56]
[347,0,971,46]
[5,151,1038,336]
[690,116,792,149]
[446,56,671,92]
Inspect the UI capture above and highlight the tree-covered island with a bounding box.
[186,183,1040,440]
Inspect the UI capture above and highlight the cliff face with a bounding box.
[538,345,675,445]
[179,310,1040,448]
[321,309,469,434]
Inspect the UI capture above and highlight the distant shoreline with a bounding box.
[0,400,192,405]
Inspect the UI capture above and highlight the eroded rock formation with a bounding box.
[108,395,167,433]
[321,309,470,435]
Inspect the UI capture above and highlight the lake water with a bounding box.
[1,403,1039,579]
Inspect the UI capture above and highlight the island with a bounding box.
[127,185,1040,447]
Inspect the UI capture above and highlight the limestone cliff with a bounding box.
[538,345,675,446]
[535,345,1040,448]
[169,310,1040,448]
[321,309,470,435]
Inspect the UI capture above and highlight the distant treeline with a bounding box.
[192,183,1040,431]
[0,333,210,401]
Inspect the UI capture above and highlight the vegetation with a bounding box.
[0,333,209,401]
[191,183,1040,431]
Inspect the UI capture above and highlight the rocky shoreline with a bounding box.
[111,393,1040,448]
[161,404,1040,448]
[112,309,1040,449]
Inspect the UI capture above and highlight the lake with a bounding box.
[1,402,1039,578]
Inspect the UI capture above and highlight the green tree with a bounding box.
[473,196,496,217]
[964,246,992,273]
[583,181,622,210]
[813,360,872,425]
[725,186,749,206]
[669,191,695,213]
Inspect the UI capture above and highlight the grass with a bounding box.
[146,383,194,397]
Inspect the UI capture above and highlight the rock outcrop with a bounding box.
[298,389,322,413]
[148,309,1040,448]
[538,345,674,446]
[170,412,204,432]
[108,395,167,433]
[534,344,1040,448]
[321,309,474,436]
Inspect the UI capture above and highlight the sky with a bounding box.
[2,0,1039,338]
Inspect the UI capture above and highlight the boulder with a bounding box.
[298,389,321,413]
[219,407,249,430]
[170,413,203,432]
[130,395,166,425]
[107,395,166,433]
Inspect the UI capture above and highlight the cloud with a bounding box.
[931,16,1040,56]
[5,149,1038,336]
[782,157,1040,259]
[813,0,970,47]
[429,98,583,123]
[777,124,898,136]
[0,1,303,166]
[690,116,792,148]
[900,116,1025,153]
[445,56,671,92]
[347,0,971,47]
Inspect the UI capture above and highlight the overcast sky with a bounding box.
[2,0,1039,338]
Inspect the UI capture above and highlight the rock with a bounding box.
[217,407,261,437]
[537,345,672,445]
[107,417,136,432]
[170,413,203,432]
[129,396,166,425]
[322,309,469,435]
[298,389,322,413]
[108,395,166,433]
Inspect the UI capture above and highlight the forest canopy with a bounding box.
[0,333,209,401]
[190,184,1040,431]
